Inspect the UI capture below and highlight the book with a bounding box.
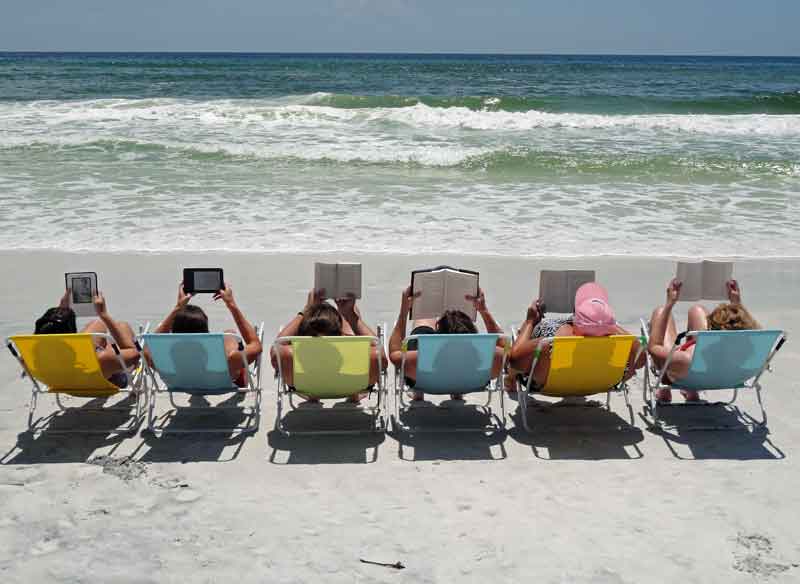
[675,261,733,301]
[410,266,479,321]
[313,262,362,299]
[538,270,596,313]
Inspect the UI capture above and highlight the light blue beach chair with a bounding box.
[395,333,509,433]
[142,326,264,435]
[640,320,786,430]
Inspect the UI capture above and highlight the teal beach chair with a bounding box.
[395,333,509,433]
[142,326,264,435]
[640,320,786,430]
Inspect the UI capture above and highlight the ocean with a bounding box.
[1,53,798,258]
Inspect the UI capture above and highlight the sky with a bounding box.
[2,0,799,56]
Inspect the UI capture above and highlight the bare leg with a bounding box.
[679,305,709,401]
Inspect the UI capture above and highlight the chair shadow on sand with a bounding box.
[267,422,386,465]
[0,394,136,465]
[509,396,644,461]
[644,403,785,461]
[390,400,508,462]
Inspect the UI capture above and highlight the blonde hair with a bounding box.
[707,303,759,331]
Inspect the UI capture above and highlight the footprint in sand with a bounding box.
[733,533,793,577]
[30,537,60,556]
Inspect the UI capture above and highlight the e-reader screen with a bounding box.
[64,272,98,317]
[184,268,224,294]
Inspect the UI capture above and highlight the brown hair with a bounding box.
[707,303,759,331]
[299,302,343,336]
[436,310,477,334]
[172,305,210,333]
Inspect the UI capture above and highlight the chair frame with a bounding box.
[142,324,265,436]
[639,318,787,430]
[273,327,387,436]
[5,332,145,435]
[393,333,510,434]
[512,327,641,433]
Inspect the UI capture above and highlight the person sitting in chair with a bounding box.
[34,290,140,387]
[388,286,506,401]
[270,289,385,402]
[647,278,759,402]
[509,282,644,391]
[154,283,262,386]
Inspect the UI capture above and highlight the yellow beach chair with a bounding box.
[6,333,143,434]
[515,334,640,432]
[273,334,386,435]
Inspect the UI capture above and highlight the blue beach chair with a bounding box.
[142,327,264,435]
[394,333,509,433]
[640,320,786,430]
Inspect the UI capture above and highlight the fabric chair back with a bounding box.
[413,334,498,394]
[289,336,372,399]
[143,333,234,394]
[670,329,783,391]
[542,335,635,396]
[9,334,119,396]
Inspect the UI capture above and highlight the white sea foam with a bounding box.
[0,98,798,257]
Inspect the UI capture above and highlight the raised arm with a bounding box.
[155,283,194,333]
[648,278,681,359]
[215,284,262,365]
[92,293,141,375]
[389,286,417,368]
[467,288,505,346]
[335,295,386,376]
[509,299,545,369]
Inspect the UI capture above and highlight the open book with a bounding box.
[410,266,479,321]
[676,261,733,301]
[314,262,362,299]
[538,270,596,313]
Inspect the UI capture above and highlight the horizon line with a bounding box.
[2,50,800,59]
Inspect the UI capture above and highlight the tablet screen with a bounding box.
[184,268,224,293]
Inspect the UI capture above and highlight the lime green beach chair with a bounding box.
[273,334,386,435]
[5,333,144,434]
[640,319,786,430]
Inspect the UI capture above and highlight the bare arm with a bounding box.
[155,283,194,333]
[92,293,140,375]
[509,299,545,368]
[389,286,417,367]
[467,288,505,346]
[216,285,262,365]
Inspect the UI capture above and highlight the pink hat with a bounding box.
[573,282,617,337]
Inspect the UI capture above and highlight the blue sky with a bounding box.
[2,0,799,55]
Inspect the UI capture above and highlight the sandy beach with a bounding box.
[0,250,798,582]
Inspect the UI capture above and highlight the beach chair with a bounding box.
[513,332,640,432]
[273,332,387,435]
[5,333,144,434]
[640,320,786,430]
[394,333,509,433]
[142,325,264,435]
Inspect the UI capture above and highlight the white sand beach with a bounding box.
[1,250,799,583]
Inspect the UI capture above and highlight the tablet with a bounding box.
[65,272,98,317]
[183,268,224,294]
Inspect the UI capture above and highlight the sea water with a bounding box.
[0,53,798,257]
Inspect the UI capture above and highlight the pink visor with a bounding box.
[573,282,617,336]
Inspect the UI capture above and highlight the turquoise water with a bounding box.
[0,53,798,257]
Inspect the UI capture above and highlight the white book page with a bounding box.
[411,270,446,321]
[313,263,338,297]
[701,261,733,300]
[335,263,362,299]
[443,270,479,320]
[675,262,704,302]
[539,270,595,313]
